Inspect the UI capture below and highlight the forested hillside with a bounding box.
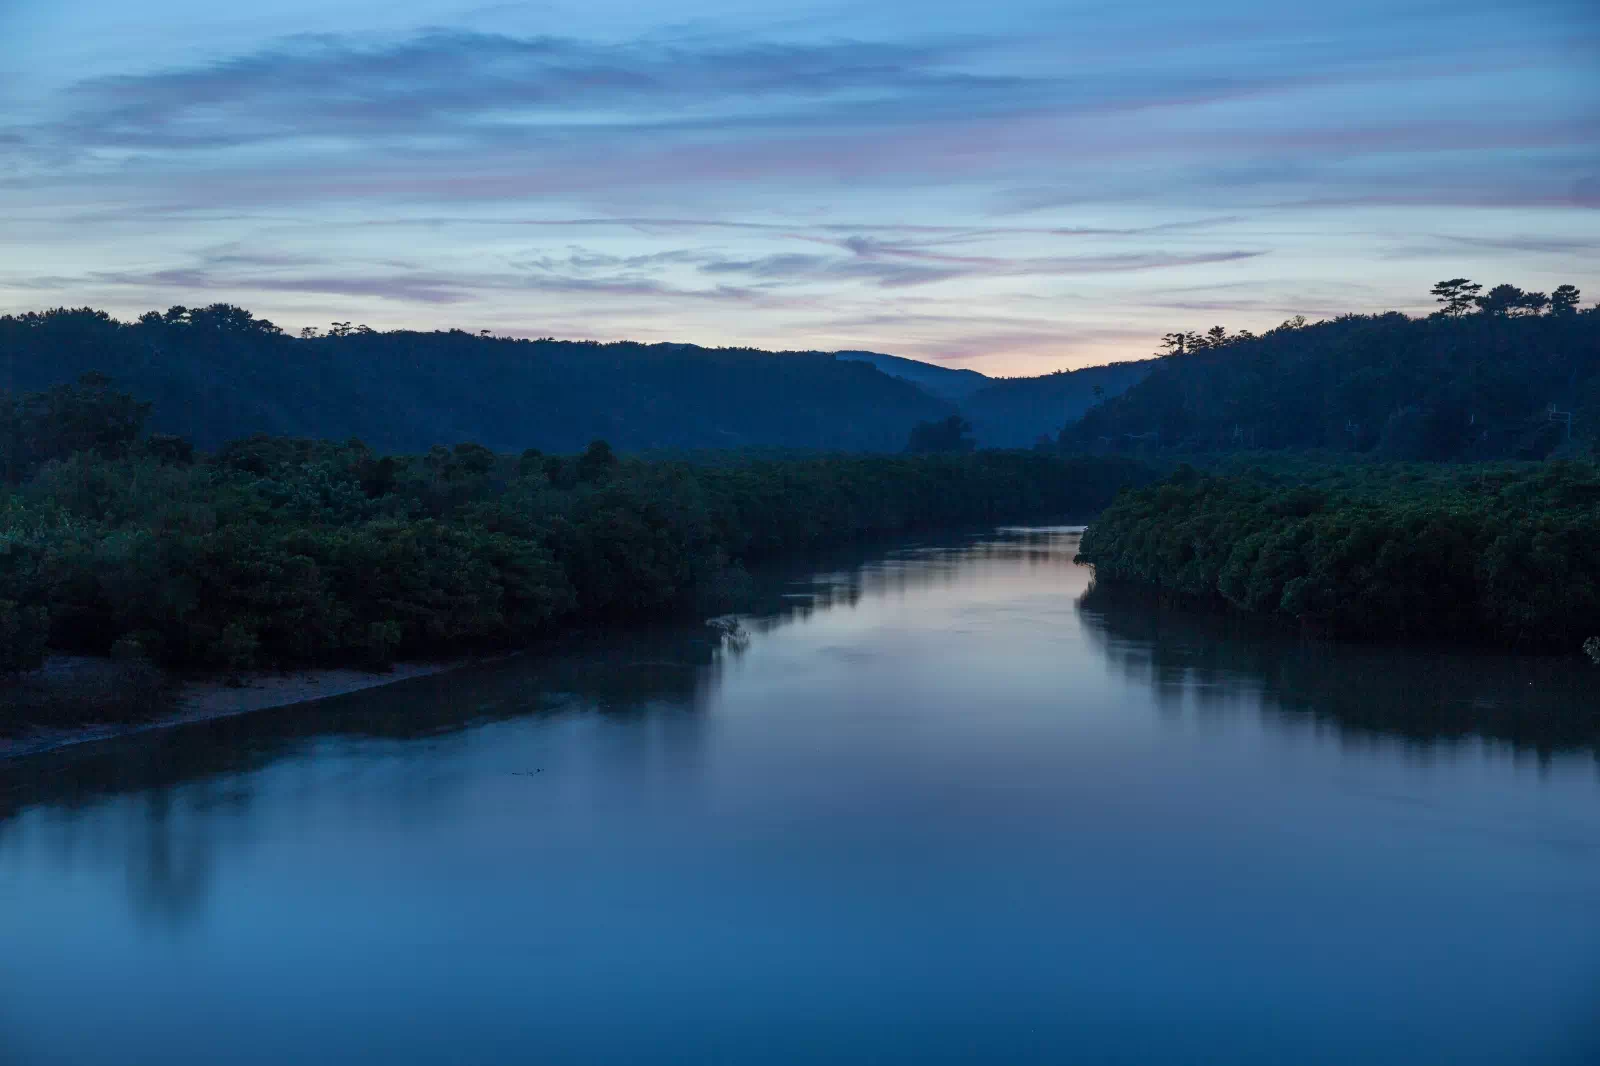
[965,361,1155,448]
[834,351,992,403]
[1061,281,1599,460]
[0,304,1155,454]
[0,307,957,454]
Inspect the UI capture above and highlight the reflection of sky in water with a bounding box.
[1,529,1597,1065]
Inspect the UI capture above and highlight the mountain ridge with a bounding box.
[0,304,1152,453]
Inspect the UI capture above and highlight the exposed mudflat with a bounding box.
[0,657,460,761]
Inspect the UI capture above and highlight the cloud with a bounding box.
[25,32,1020,152]
[4,2,1598,373]
[1437,233,1600,256]
[12,260,788,308]
[699,244,1268,287]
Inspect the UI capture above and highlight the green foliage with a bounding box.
[0,600,49,673]
[0,502,63,673]
[0,375,1156,673]
[1,373,151,484]
[1076,462,1600,651]
[1586,637,1600,665]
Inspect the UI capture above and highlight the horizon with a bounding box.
[3,0,1598,375]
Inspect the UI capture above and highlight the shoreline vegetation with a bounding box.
[1,374,1155,743]
[1075,461,1600,656]
[6,278,1598,750]
[1065,279,1599,660]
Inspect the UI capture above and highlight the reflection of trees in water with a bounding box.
[3,525,1077,815]
[124,790,217,929]
[0,621,738,928]
[1078,582,1600,760]
[739,526,1082,633]
[0,524,1092,928]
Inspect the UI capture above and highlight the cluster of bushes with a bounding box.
[1075,462,1600,654]
[0,377,1154,678]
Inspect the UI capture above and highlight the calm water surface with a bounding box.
[2,528,1598,1065]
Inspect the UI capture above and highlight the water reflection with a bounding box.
[5,525,1597,934]
[1,526,1597,1066]
[0,528,1081,816]
[0,638,731,931]
[1078,580,1600,761]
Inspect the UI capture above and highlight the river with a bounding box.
[2,527,1597,1065]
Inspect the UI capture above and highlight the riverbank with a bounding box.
[2,414,1155,680]
[0,655,463,761]
[1075,461,1600,654]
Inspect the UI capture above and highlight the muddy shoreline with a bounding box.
[0,656,475,761]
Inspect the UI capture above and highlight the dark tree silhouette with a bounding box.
[1475,283,1526,316]
[906,415,976,454]
[1551,285,1582,317]
[1430,278,1483,316]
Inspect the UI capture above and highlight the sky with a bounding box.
[2,0,1597,375]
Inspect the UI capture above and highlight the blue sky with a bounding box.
[2,0,1597,373]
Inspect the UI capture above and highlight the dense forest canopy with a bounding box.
[1060,281,1600,461]
[0,375,1155,698]
[0,305,1149,455]
[1076,461,1600,654]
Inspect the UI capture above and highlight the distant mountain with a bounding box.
[835,349,1155,445]
[0,304,1160,454]
[0,307,953,454]
[961,362,1158,448]
[833,350,992,403]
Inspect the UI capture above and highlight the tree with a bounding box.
[187,303,281,335]
[1551,285,1582,317]
[1,373,151,482]
[448,442,496,480]
[1430,278,1483,316]
[1475,284,1526,316]
[1516,291,1550,317]
[575,440,619,483]
[0,600,49,674]
[906,415,976,454]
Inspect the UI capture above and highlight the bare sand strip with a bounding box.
[1,658,467,762]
